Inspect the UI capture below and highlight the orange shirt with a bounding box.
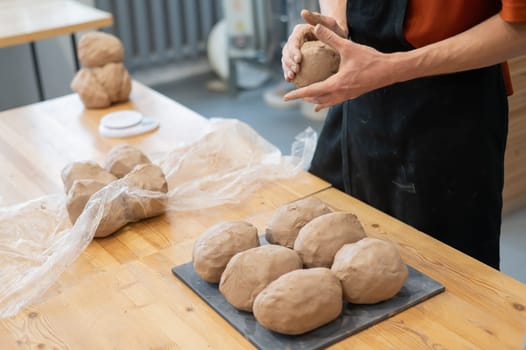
[403,0,526,95]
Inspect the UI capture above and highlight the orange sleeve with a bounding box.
[500,0,526,22]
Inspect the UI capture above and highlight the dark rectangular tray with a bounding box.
[172,259,445,350]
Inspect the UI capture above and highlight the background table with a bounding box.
[0,83,525,349]
[0,0,113,101]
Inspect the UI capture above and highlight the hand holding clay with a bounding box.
[71,32,132,109]
[292,40,340,88]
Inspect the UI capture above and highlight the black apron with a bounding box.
[309,0,508,269]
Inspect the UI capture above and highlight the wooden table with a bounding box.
[0,0,113,101]
[1,83,525,349]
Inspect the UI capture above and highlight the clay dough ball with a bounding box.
[265,197,331,248]
[66,179,110,224]
[94,164,168,238]
[253,267,342,335]
[77,32,124,68]
[293,212,366,268]
[219,245,302,311]
[104,144,151,178]
[331,237,408,304]
[61,160,117,193]
[292,40,340,88]
[122,163,168,193]
[91,62,131,104]
[71,68,112,108]
[192,221,260,283]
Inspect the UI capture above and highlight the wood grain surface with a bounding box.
[0,0,112,48]
[1,82,525,349]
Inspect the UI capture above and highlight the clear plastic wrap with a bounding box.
[0,118,317,319]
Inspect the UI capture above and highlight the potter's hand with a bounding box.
[282,10,348,82]
[284,24,395,111]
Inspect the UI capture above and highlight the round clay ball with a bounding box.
[122,163,168,193]
[91,62,131,104]
[78,32,124,68]
[104,144,151,178]
[331,237,408,304]
[192,221,260,283]
[61,160,117,193]
[292,40,340,88]
[265,197,331,248]
[71,69,112,108]
[253,267,342,335]
[219,245,302,311]
[294,212,366,268]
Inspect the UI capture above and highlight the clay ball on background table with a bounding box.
[78,31,124,68]
[294,212,366,268]
[192,221,260,283]
[104,144,152,178]
[61,160,117,193]
[92,62,132,104]
[265,197,332,248]
[219,245,302,311]
[331,237,408,304]
[253,267,342,335]
[70,69,112,108]
[292,40,340,88]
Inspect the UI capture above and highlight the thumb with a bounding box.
[314,24,346,52]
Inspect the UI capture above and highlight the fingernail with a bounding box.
[293,55,300,63]
[291,64,298,73]
[287,71,294,79]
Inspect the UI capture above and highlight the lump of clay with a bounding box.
[71,32,131,109]
[331,237,408,304]
[104,144,151,178]
[192,221,259,283]
[292,40,340,88]
[219,245,302,311]
[71,64,131,109]
[78,32,124,68]
[61,160,117,192]
[91,62,131,104]
[265,197,331,248]
[66,179,110,224]
[94,163,168,237]
[294,212,366,268]
[253,267,342,335]
[70,69,112,108]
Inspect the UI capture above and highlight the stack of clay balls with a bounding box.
[192,197,408,335]
[61,144,168,237]
[71,32,132,108]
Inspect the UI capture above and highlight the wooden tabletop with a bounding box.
[0,0,112,48]
[1,83,525,349]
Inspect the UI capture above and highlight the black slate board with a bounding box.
[172,260,445,350]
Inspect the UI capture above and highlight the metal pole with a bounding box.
[70,33,80,71]
[29,42,44,101]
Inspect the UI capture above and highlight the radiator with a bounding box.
[95,0,223,71]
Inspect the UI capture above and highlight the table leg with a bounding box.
[29,42,44,101]
[70,33,80,71]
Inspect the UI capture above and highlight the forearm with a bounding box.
[319,0,347,32]
[392,15,526,83]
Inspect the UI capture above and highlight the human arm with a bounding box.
[284,14,526,111]
[281,0,347,81]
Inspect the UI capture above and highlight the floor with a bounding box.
[147,70,526,284]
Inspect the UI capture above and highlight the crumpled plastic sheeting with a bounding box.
[0,118,317,319]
